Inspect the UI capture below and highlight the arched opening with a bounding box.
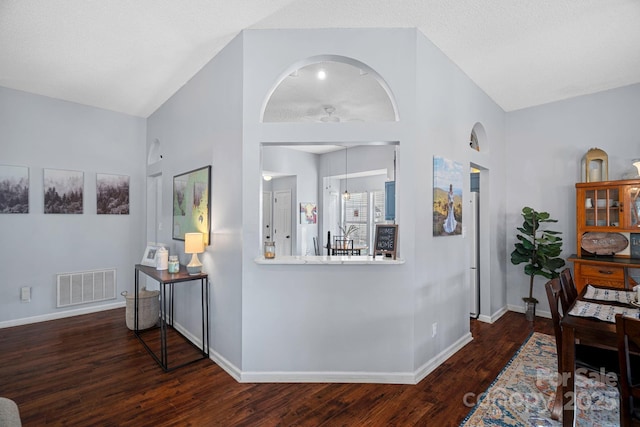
[262,55,398,123]
[259,56,400,257]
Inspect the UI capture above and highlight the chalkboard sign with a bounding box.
[631,233,640,259]
[374,224,398,259]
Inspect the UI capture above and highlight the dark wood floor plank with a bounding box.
[0,308,552,426]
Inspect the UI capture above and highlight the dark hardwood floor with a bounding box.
[0,308,553,426]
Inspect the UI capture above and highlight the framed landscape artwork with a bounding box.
[44,168,84,214]
[0,165,29,213]
[433,156,462,236]
[96,173,130,215]
[172,165,211,245]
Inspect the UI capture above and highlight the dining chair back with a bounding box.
[615,314,640,426]
[545,278,565,359]
[559,268,578,312]
[545,278,620,420]
[333,238,353,255]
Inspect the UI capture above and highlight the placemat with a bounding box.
[568,300,640,323]
[584,284,637,304]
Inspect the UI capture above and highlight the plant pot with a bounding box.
[525,301,536,321]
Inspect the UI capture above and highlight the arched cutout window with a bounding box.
[147,138,162,165]
[469,122,487,152]
[262,56,398,123]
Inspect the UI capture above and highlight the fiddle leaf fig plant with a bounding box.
[510,207,565,304]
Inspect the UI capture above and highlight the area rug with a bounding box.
[460,332,620,426]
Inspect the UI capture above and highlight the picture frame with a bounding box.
[96,173,130,215]
[141,244,161,267]
[44,168,84,214]
[172,165,211,245]
[299,202,317,224]
[433,156,463,236]
[0,164,29,213]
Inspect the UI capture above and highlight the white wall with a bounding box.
[239,28,507,382]
[0,86,146,326]
[145,35,245,371]
[242,28,417,380]
[505,83,640,314]
[413,32,507,371]
[262,146,318,255]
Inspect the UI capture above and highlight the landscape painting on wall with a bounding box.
[172,165,211,245]
[97,173,130,215]
[433,156,463,236]
[0,165,29,213]
[44,168,83,214]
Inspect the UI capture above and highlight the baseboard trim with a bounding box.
[413,332,473,384]
[507,304,551,320]
[209,349,242,382]
[0,301,125,329]
[239,370,415,384]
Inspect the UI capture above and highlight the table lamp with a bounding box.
[184,232,204,275]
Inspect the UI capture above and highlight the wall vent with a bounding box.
[57,269,117,308]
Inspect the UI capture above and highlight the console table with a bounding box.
[134,264,209,372]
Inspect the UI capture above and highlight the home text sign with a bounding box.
[374,224,398,260]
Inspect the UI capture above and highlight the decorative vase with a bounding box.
[525,301,536,321]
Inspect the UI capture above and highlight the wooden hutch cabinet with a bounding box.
[570,178,640,292]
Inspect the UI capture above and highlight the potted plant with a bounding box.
[339,224,358,248]
[510,207,565,321]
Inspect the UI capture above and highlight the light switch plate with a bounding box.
[20,286,31,302]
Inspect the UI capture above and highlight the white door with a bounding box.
[469,192,480,318]
[273,190,292,256]
[145,174,162,290]
[262,191,272,242]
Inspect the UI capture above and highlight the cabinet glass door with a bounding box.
[584,188,620,228]
[623,184,640,228]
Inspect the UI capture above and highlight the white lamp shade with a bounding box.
[184,232,204,254]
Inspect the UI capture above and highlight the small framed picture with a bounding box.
[141,244,161,267]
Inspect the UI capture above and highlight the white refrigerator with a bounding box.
[470,192,480,318]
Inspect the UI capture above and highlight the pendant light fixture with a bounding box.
[342,145,350,200]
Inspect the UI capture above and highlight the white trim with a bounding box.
[209,350,242,382]
[477,305,509,324]
[506,304,551,320]
[0,301,125,329]
[239,370,415,384]
[413,332,473,384]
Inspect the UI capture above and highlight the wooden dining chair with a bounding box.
[615,314,640,426]
[544,278,620,419]
[559,267,578,312]
[333,238,353,255]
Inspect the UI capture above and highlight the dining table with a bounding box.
[558,283,640,426]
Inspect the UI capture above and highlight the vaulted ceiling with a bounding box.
[1,0,639,118]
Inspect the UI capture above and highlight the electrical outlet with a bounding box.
[20,286,31,302]
[432,322,438,337]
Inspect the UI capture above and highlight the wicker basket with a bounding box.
[122,288,160,330]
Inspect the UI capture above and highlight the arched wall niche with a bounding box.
[469,122,488,153]
[261,55,399,123]
[147,138,162,165]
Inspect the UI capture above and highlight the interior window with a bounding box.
[342,190,385,255]
[261,143,397,256]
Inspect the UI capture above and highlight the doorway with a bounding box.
[469,169,480,318]
[273,189,292,256]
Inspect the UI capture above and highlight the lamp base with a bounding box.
[186,253,202,275]
[186,265,202,275]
